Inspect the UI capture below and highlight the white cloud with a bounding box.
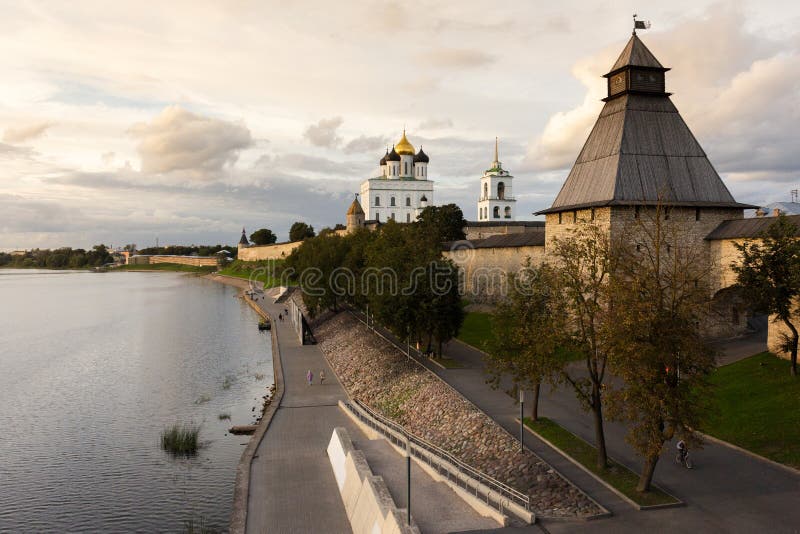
[128,106,251,178]
[343,134,387,155]
[303,117,343,148]
[3,121,53,143]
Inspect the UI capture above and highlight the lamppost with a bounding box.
[405,435,411,525]
[519,389,525,453]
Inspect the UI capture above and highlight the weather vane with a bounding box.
[633,14,651,35]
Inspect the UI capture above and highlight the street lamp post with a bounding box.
[519,389,525,453]
[405,436,411,525]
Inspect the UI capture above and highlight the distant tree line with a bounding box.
[283,204,467,355]
[137,244,236,257]
[0,245,113,269]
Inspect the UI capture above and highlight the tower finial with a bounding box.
[494,136,499,163]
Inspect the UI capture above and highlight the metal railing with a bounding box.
[350,309,427,363]
[344,398,531,516]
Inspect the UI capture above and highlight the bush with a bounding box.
[161,423,201,454]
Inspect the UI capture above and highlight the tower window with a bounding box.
[572,211,577,223]
[391,212,395,220]
[404,162,408,175]
[504,206,511,218]
[390,196,396,207]
[695,208,701,221]
[558,212,563,224]
[405,197,411,207]
[664,207,671,220]
[634,205,640,219]
[493,206,500,219]
[497,182,505,200]
[375,196,380,206]
[591,208,595,221]
[483,183,488,199]
[406,213,410,223]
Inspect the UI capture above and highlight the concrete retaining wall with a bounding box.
[327,427,421,534]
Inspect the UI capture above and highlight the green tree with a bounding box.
[550,223,621,469]
[606,212,716,491]
[250,228,277,246]
[487,262,567,420]
[415,204,467,244]
[733,215,800,376]
[289,222,315,242]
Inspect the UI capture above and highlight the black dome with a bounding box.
[414,147,429,163]
[386,146,401,162]
[379,149,388,166]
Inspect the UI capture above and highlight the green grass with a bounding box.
[705,352,800,469]
[222,375,235,390]
[524,417,678,507]
[430,357,463,369]
[116,263,216,273]
[161,423,201,454]
[218,413,231,421]
[457,312,495,351]
[217,259,284,288]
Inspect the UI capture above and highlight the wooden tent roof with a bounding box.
[538,37,756,215]
[608,34,664,73]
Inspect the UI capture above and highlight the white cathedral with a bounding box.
[477,139,516,221]
[359,131,434,223]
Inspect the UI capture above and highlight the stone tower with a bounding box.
[537,32,755,249]
[238,227,249,250]
[346,194,365,233]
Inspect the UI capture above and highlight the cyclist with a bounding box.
[676,439,693,469]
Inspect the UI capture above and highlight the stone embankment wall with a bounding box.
[316,312,601,518]
[128,255,218,266]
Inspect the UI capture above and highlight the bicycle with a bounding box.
[675,449,693,469]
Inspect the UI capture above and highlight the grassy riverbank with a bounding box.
[115,263,217,273]
[216,260,284,288]
[705,352,800,469]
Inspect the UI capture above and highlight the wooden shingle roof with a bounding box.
[706,215,800,240]
[538,37,756,215]
[609,34,664,72]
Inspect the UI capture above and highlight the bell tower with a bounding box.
[477,138,515,221]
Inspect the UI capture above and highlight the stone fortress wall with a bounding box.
[237,241,301,262]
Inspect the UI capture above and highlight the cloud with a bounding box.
[422,48,493,69]
[343,135,387,154]
[128,105,252,177]
[3,122,53,143]
[418,118,453,130]
[303,116,343,148]
[522,4,795,178]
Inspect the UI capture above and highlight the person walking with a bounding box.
[319,370,326,385]
[278,313,282,322]
[306,369,313,386]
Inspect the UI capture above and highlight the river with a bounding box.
[0,269,273,532]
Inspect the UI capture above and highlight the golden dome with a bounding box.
[394,130,415,156]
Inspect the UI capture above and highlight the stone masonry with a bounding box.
[316,312,602,518]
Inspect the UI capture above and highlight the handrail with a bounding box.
[344,398,531,513]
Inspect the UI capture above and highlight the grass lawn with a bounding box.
[115,263,216,273]
[705,352,800,469]
[456,311,495,351]
[524,417,678,507]
[217,259,284,288]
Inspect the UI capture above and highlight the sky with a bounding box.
[1,0,799,249]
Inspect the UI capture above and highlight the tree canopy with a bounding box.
[250,228,277,246]
[734,215,800,376]
[289,222,316,242]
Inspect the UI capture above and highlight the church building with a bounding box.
[477,138,516,221]
[359,131,434,223]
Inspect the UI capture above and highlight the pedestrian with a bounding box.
[319,370,326,385]
[284,307,289,316]
[306,369,313,386]
[278,313,282,322]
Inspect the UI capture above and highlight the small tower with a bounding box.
[477,138,515,221]
[414,146,429,179]
[379,148,388,177]
[346,194,366,233]
[385,146,401,178]
[238,227,249,250]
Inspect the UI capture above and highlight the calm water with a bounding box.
[0,270,273,533]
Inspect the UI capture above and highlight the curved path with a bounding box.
[437,339,800,534]
[243,294,498,533]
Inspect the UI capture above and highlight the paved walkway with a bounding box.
[435,338,800,534]
[245,297,499,533]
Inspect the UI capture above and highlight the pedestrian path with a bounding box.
[245,299,499,533]
[437,339,800,533]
